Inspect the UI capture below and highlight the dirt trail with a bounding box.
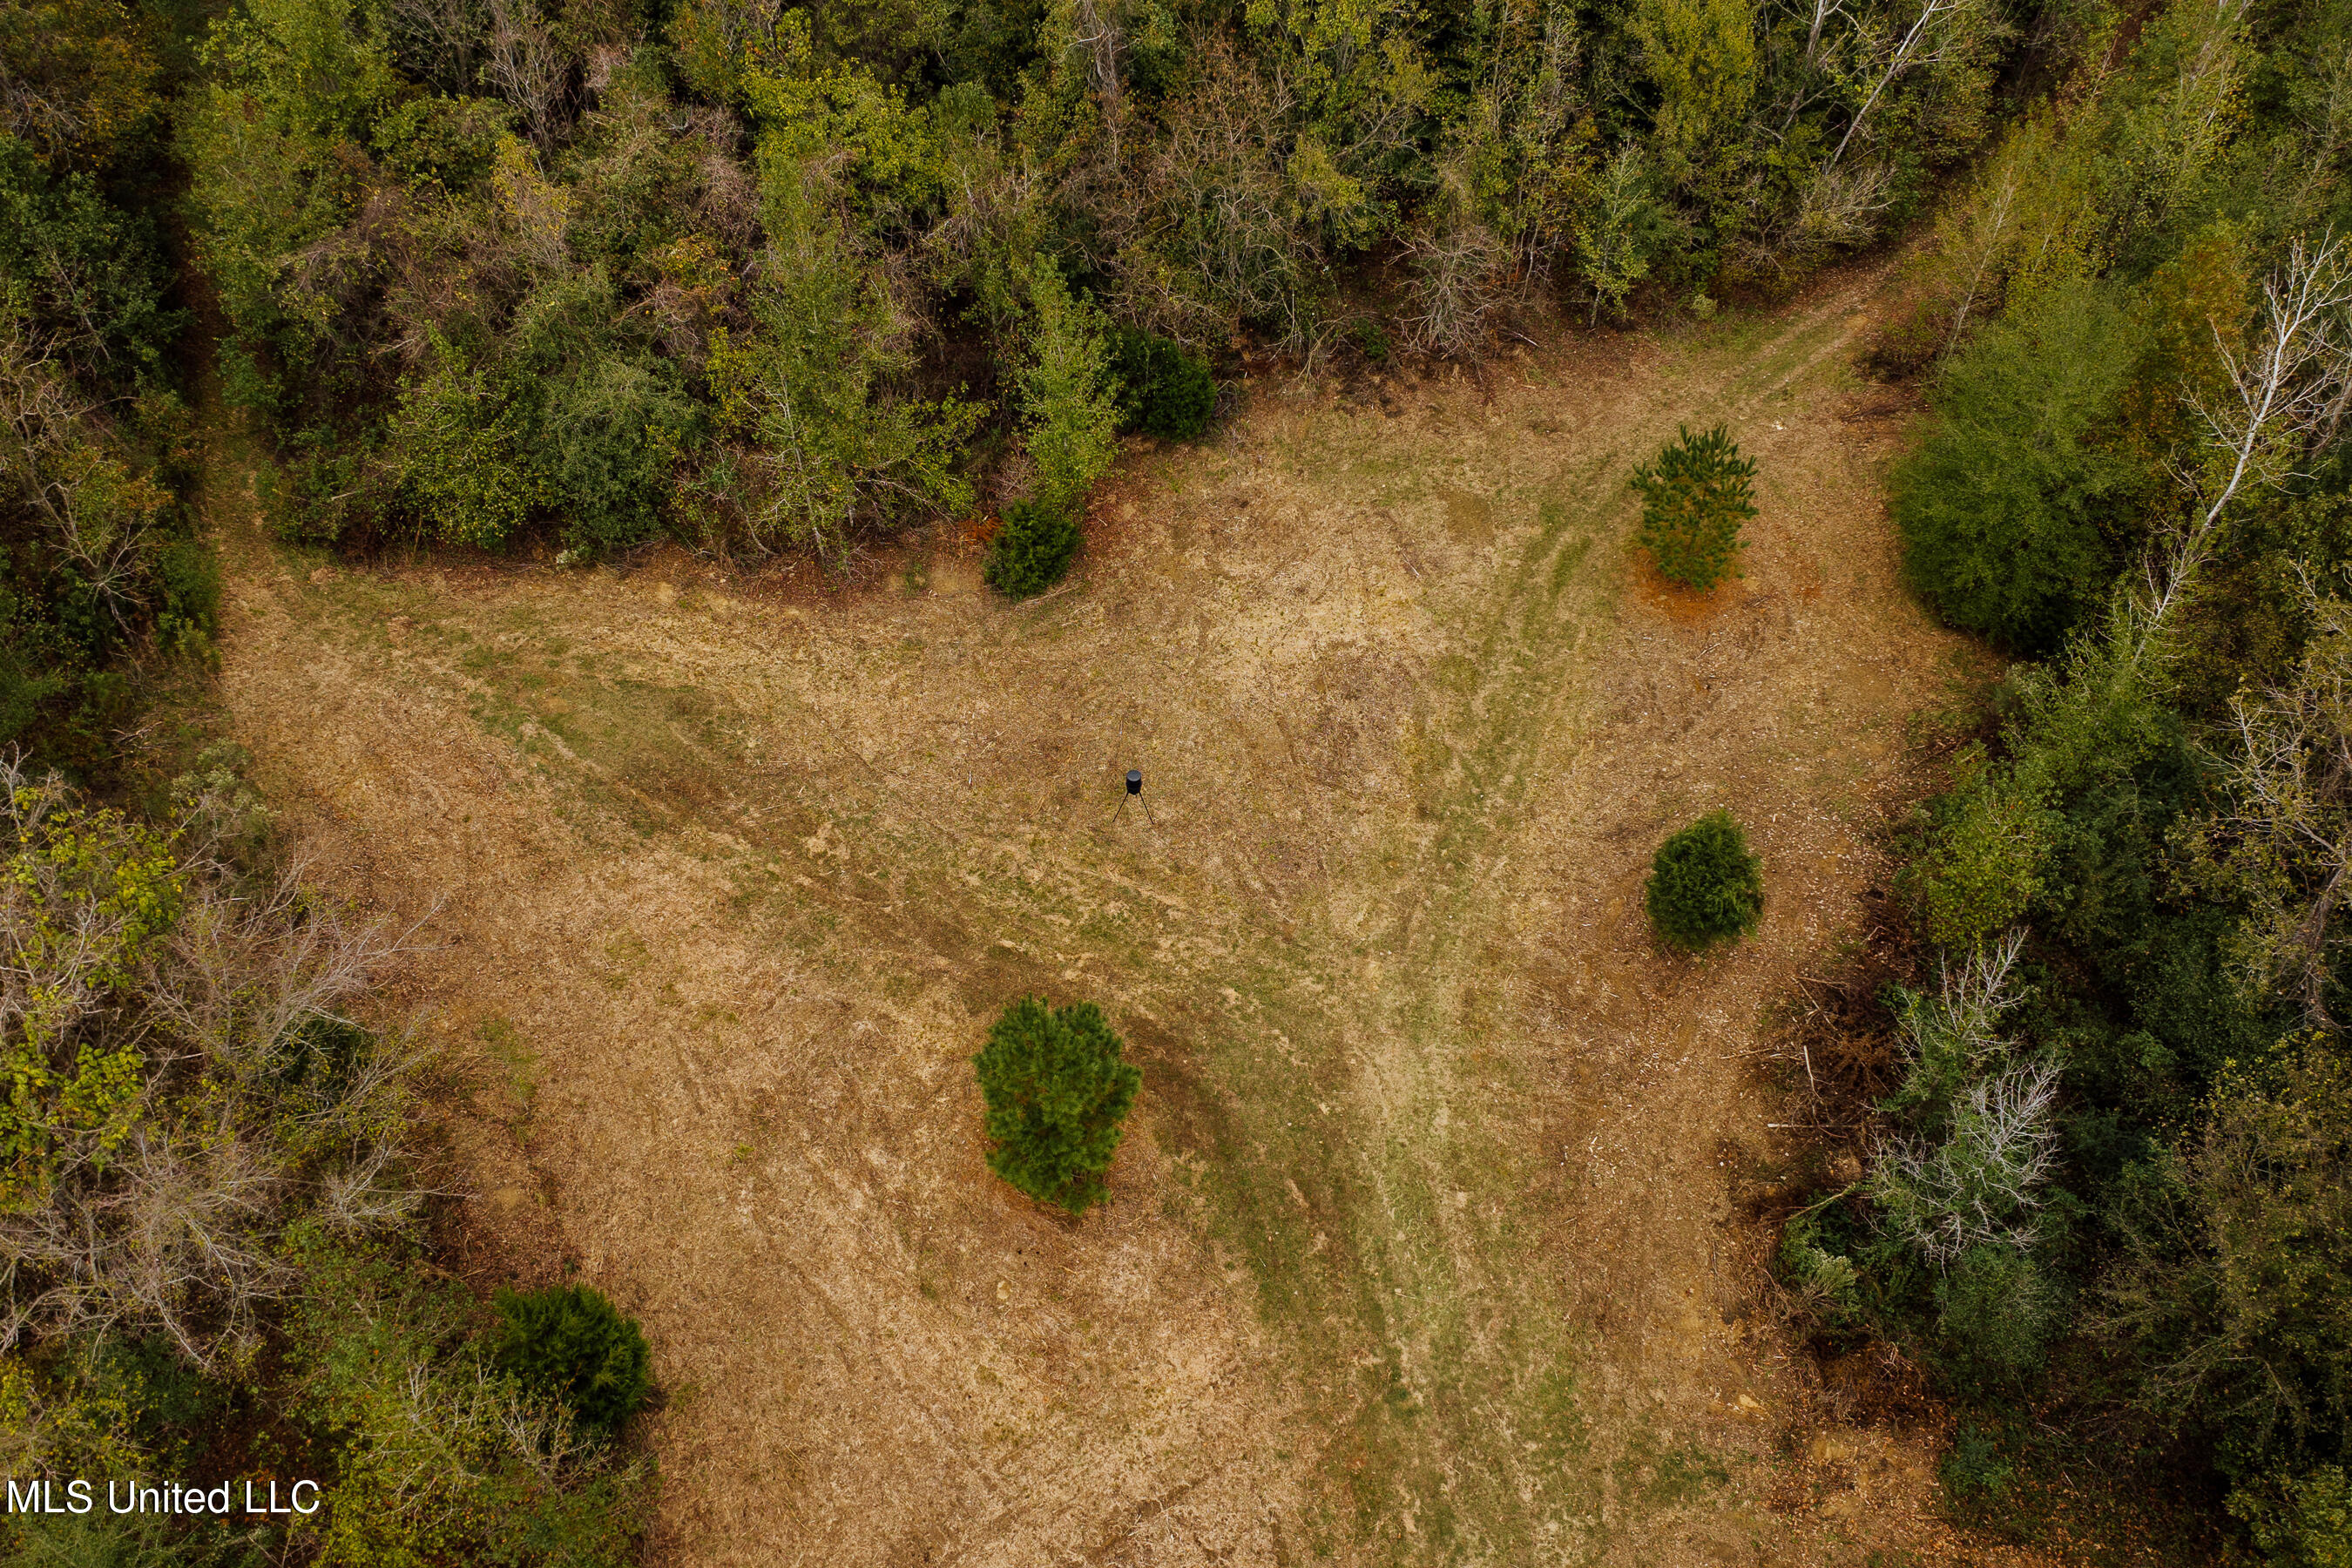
[213,262,2008,1565]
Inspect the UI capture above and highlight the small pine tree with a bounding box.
[491,1283,652,1438]
[983,499,1082,598]
[1645,809,1763,950]
[973,995,1140,1213]
[1629,423,1758,590]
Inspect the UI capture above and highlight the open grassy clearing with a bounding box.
[212,261,2030,1565]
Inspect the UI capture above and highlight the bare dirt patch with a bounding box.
[211,261,2054,1565]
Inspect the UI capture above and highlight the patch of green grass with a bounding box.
[478,1016,538,1120]
[1614,1427,1731,1511]
[1095,433,1635,1565]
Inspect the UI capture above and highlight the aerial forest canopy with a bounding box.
[1771,0,2352,1554]
[13,0,2352,1557]
[162,0,2021,562]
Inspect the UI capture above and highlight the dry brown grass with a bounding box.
[207,260,2086,1565]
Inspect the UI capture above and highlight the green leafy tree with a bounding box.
[2099,1041,2352,1463]
[1569,147,1685,322]
[1631,0,1759,195]
[179,0,397,355]
[1020,262,1122,520]
[491,1283,653,1440]
[294,1241,654,1565]
[0,0,163,171]
[706,150,979,568]
[540,358,705,554]
[973,995,1140,1213]
[2234,1465,2352,1568]
[0,135,181,388]
[1645,809,1763,949]
[1630,424,1758,591]
[389,341,537,549]
[1909,760,2053,950]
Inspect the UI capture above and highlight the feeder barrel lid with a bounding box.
[1125,769,1143,791]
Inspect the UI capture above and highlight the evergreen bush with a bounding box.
[983,499,1083,598]
[1629,424,1758,590]
[541,357,704,554]
[1890,278,2139,653]
[491,1283,652,1439]
[1110,328,1216,441]
[972,995,1141,1213]
[1934,1243,2051,1382]
[1644,809,1763,949]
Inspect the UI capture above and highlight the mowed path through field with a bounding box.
[215,265,1982,1566]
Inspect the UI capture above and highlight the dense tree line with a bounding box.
[1780,1,2352,1559]
[3,12,660,1564]
[169,0,2036,563]
[1,0,209,769]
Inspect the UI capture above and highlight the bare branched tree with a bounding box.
[1738,158,1896,286]
[1869,931,2061,1265]
[2090,228,2352,686]
[1401,220,1512,356]
[383,0,490,95]
[0,312,172,637]
[2192,592,2352,1024]
[483,0,569,149]
[1874,1059,2063,1262]
[1068,0,1125,163]
[2184,231,2352,538]
[1942,160,2018,348]
[1822,0,2003,177]
[1899,927,2028,1069]
[0,760,430,1366]
[1121,40,1323,355]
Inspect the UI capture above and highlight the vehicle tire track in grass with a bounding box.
[1159,267,1939,1566]
[213,260,1977,1565]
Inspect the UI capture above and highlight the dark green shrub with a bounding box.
[1777,1206,1864,1335]
[542,358,704,554]
[1934,1243,2050,1382]
[983,499,1082,598]
[491,1283,652,1438]
[1629,424,1758,591]
[1109,328,1215,441]
[0,134,184,390]
[2232,1466,2352,1568]
[1939,1423,2017,1504]
[1645,809,1763,950]
[216,336,286,419]
[1891,278,2139,653]
[973,995,1140,1213]
[154,539,220,660]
